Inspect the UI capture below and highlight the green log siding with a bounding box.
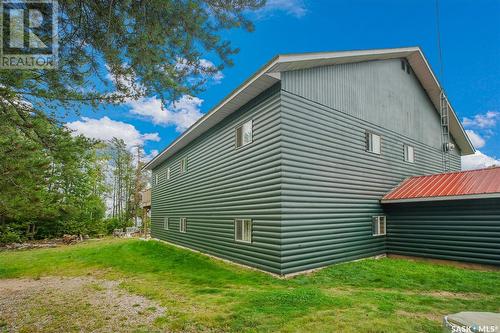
[151,58,469,275]
[151,84,283,274]
[384,199,500,266]
[279,91,460,274]
[277,59,461,274]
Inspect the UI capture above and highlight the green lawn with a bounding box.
[0,239,498,332]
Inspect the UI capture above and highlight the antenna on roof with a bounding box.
[435,0,444,81]
[436,0,451,172]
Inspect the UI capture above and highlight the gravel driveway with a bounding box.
[0,277,166,332]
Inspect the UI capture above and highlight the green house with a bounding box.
[144,47,480,275]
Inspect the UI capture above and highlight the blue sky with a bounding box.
[65,0,500,168]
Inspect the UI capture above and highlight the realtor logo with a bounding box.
[1,0,58,69]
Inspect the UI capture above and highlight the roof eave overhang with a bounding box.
[381,192,500,204]
[406,49,475,156]
[143,47,474,171]
[142,55,282,170]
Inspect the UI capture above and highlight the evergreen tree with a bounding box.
[0,0,264,242]
[0,105,109,242]
[0,0,265,116]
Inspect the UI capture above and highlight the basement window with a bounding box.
[366,131,381,155]
[372,216,386,236]
[235,120,253,148]
[163,217,169,230]
[179,218,187,233]
[235,219,252,243]
[180,158,188,174]
[404,144,415,163]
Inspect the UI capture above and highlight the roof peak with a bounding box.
[144,46,474,170]
[276,46,421,58]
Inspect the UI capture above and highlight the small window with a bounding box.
[235,219,252,243]
[366,131,381,155]
[235,120,253,148]
[154,174,159,185]
[401,59,406,71]
[180,158,188,174]
[404,144,415,163]
[179,217,187,233]
[372,216,386,236]
[163,217,169,230]
[166,167,171,180]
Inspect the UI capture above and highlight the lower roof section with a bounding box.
[381,167,500,203]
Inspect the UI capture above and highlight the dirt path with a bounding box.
[0,277,166,332]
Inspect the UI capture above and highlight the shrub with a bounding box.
[103,217,133,234]
[0,228,22,245]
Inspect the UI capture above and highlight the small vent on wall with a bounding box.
[401,59,411,75]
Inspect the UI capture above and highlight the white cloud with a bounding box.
[258,0,307,18]
[127,95,204,132]
[462,111,499,129]
[173,58,224,84]
[66,116,160,148]
[197,58,224,83]
[106,63,211,132]
[465,130,485,148]
[144,149,159,162]
[462,150,500,170]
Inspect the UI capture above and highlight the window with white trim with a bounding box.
[235,120,253,148]
[180,158,188,174]
[404,144,415,163]
[179,217,187,233]
[234,219,252,243]
[372,216,386,236]
[366,131,381,155]
[154,174,159,185]
[166,167,171,180]
[163,217,169,230]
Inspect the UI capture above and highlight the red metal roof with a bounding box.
[382,167,500,203]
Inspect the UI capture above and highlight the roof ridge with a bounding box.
[143,47,475,170]
[276,46,421,58]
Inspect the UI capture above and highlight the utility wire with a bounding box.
[435,0,444,84]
